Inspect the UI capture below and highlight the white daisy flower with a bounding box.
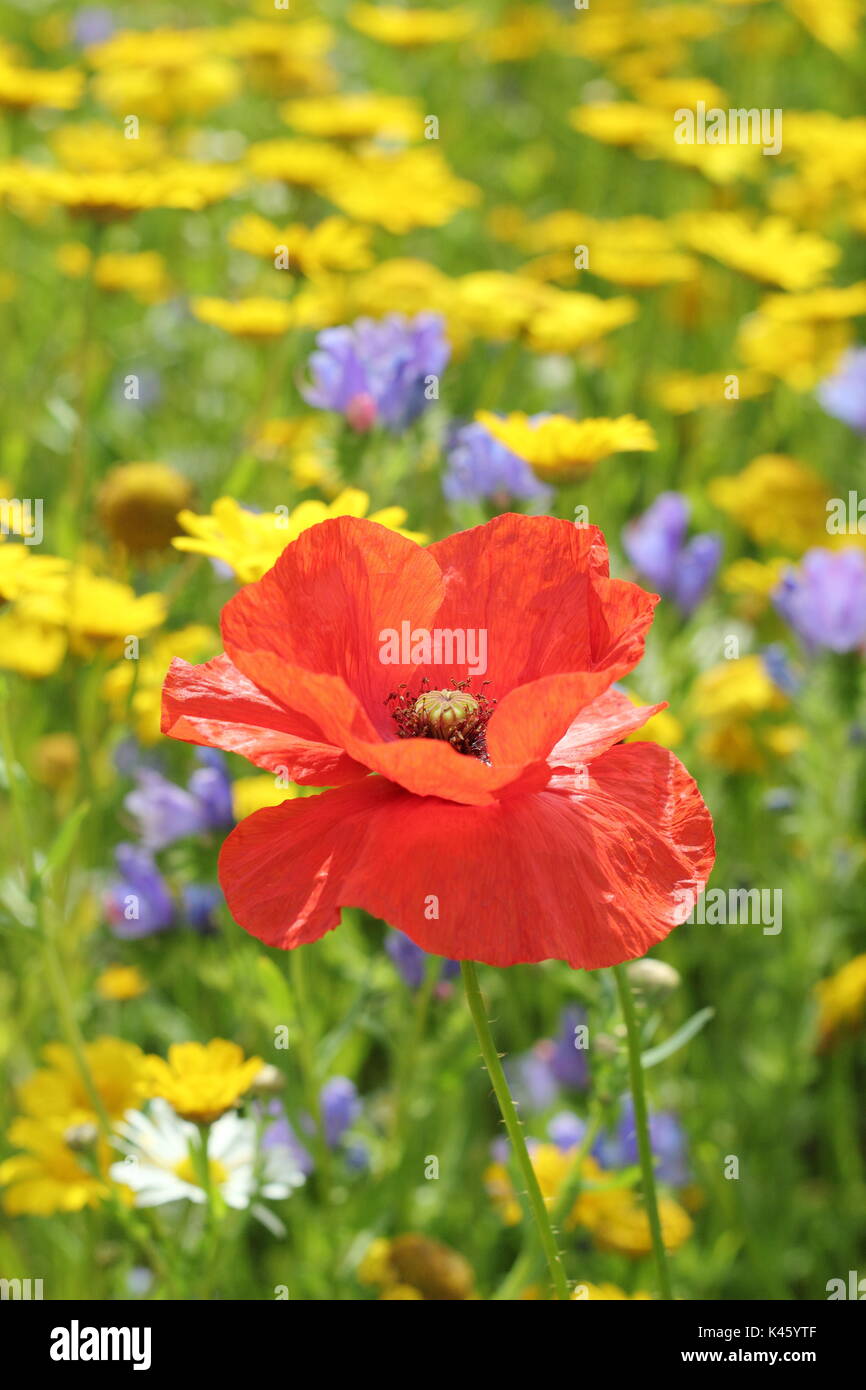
[109,1097,306,1219]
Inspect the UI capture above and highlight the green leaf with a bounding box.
[641,1007,715,1070]
[39,801,91,884]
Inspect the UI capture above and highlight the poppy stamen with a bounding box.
[385,678,496,761]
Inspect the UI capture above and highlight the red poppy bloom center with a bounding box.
[386,677,497,761]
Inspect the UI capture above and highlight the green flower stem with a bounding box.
[461,961,570,1301]
[613,963,673,1300]
[288,946,333,1197]
[493,1113,603,1302]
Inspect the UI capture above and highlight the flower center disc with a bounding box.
[386,679,496,760]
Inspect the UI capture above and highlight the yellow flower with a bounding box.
[174,490,426,585]
[155,162,245,211]
[31,733,79,789]
[96,966,148,1002]
[721,557,790,618]
[102,625,216,743]
[88,29,239,122]
[22,167,166,222]
[0,611,66,677]
[16,1038,148,1127]
[281,92,424,141]
[736,310,850,391]
[524,290,638,354]
[477,411,657,482]
[764,723,806,758]
[784,0,861,52]
[93,252,173,303]
[451,271,554,342]
[93,62,239,122]
[56,241,92,277]
[487,1145,692,1256]
[816,955,866,1044]
[675,212,839,291]
[576,1182,693,1256]
[143,1041,264,1124]
[98,462,194,552]
[0,62,83,111]
[191,297,294,339]
[228,214,373,277]
[625,700,684,748]
[698,722,764,773]
[527,216,697,289]
[475,6,563,62]
[21,568,166,653]
[0,1117,109,1215]
[49,121,166,174]
[253,418,337,491]
[232,775,301,821]
[569,101,669,150]
[0,541,69,604]
[758,282,866,323]
[246,138,351,189]
[324,147,480,234]
[654,369,770,414]
[691,655,786,724]
[348,4,479,46]
[572,1281,653,1300]
[350,258,456,325]
[358,1234,476,1300]
[485,1143,575,1226]
[708,455,829,552]
[518,209,594,255]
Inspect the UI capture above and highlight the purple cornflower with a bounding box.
[182,884,223,935]
[385,929,459,989]
[623,492,721,615]
[303,313,450,432]
[595,1099,688,1187]
[72,7,115,46]
[124,751,233,849]
[548,1006,589,1090]
[761,643,800,696]
[506,1052,561,1114]
[444,421,552,509]
[262,1103,314,1176]
[773,548,866,653]
[319,1078,361,1149]
[506,1006,589,1113]
[548,1110,587,1152]
[105,845,174,939]
[816,349,866,434]
[187,751,234,831]
[124,770,206,850]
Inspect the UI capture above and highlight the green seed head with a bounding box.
[413,689,480,740]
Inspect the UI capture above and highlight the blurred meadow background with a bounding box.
[1,0,865,1301]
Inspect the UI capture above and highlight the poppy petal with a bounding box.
[547,687,667,767]
[428,514,656,694]
[161,654,367,786]
[221,516,444,736]
[219,742,714,968]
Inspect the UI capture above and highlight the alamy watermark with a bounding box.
[0,497,43,545]
[675,882,782,935]
[674,102,783,156]
[378,622,488,677]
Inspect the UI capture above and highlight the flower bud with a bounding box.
[250,1063,284,1096]
[626,959,681,997]
[64,1122,99,1152]
[345,392,377,432]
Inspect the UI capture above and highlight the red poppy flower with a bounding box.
[162,514,714,968]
